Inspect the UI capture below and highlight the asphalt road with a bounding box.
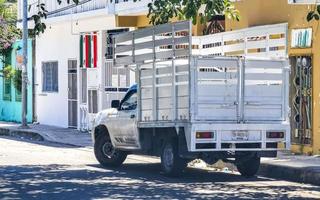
[0,137,320,200]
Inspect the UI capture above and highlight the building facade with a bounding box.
[226,0,320,155]
[0,39,33,123]
[18,0,320,155]
[17,0,151,130]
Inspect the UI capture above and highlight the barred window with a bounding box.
[42,61,58,92]
[3,78,11,101]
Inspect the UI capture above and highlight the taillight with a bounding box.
[267,131,284,139]
[196,132,214,139]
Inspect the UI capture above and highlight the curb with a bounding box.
[196,159,320,186]
[0,127,45,141]
[0,127,84,148]
[258,163,320,186]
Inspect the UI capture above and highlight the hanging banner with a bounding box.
[80,33,98,68]
[291,28,312,48]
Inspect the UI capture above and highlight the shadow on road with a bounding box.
[1,163,319,200]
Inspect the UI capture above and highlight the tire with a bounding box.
[160,139,188,177]
[94,133,127,168]
[236,154,261,177]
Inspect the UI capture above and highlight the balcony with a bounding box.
[288,0,320,4]
[18,0,242,21]
[109,0,151,15]
[18,0,108,20]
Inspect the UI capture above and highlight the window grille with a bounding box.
[42,61,58,92]
[88,90,98,113]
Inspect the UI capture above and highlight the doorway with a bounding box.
[68,60,78,128]
[290,56,313,145]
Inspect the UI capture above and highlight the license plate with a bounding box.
[232,131,249,141]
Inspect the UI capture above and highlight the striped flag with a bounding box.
[80,33,98,68]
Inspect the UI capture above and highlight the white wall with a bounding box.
[35,15,117,128]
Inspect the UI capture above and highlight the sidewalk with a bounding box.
[259,153,320,186]
[0,121,319,186]
[0,122,92,147]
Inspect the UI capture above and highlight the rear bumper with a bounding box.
[187,123,290,152]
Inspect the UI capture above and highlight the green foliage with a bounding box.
[0,0,17,20]
[307,5,320,22]
[0,65,21,91]
[142,0,239,34]
[1,65,15,79]
[0,0,21,56]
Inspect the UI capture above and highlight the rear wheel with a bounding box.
[236,154,260,177]
[160,139,188,177]
[94,133,127,167]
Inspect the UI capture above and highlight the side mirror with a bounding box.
[111,100,120,109]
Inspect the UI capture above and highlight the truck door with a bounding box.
[113,90,140,149]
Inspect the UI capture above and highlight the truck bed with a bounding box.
[138,56,289,126]
[111,20,290,152]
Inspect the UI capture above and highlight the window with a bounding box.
[121,92,137,110]
[105,29,129,59]
[3,52,12,101]
[88,90,98,113]
[104,61,130,89]
[3,78,11,101]
[15,87,21,102]
[42,62,58,92]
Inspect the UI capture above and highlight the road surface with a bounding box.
[0,137,319,200]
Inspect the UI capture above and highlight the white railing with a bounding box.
[288,0,320,4]
[193,23,288,58]
[113,22,288,64]
[109,0,151,15]
[20,0,108,19]
[19,0,151,20]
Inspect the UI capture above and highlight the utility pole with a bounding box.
[21,0,28,128]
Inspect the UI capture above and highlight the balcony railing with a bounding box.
[18,0,242,21]
[288,0,320,4]
[110,0,151,15]
[19,0,108,19]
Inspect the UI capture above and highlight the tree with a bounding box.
[0,0,21,86]
[0,0,17,20]
[31,0,239,35]
[0,0,20,66]
[145,0,239,34]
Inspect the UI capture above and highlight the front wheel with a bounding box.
[94,133,127,168]
[160,139,188,177]
[236,154,261,177]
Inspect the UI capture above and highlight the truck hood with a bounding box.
[93,108,118,126]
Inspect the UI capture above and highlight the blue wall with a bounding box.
[0,40,33,123]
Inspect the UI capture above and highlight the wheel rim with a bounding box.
[163,145,174,171]
[102,140,116,158]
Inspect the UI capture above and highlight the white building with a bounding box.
[17,0,151,129]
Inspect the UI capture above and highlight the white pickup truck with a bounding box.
[92,21,290,177]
